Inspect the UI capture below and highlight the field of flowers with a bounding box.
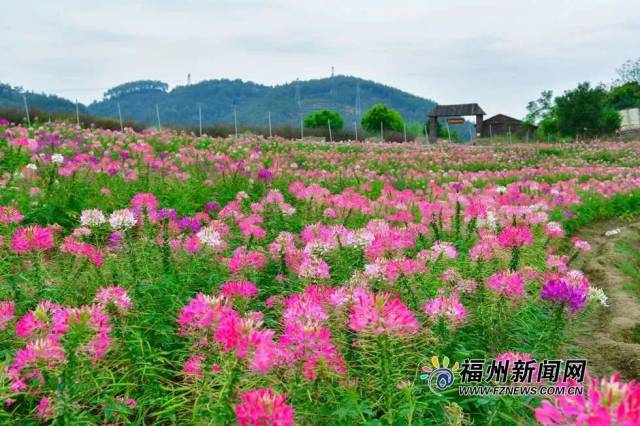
[1,120,640,424]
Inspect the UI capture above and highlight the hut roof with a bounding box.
[428,103,486,117]
[484,114,523,124]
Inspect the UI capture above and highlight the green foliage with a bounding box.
[614,57,640,86]
[303,109,344,129]
[530,83,621,139]
[607,82,640,110]
[552,189,640,235]
[0,82,82,115]
[525,90,554,125]
[436,121,462,142]
[361,103,405,133]
[104,80,169,100]
[554,82,620,137]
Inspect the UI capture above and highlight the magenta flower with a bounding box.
[227,247,267,274]
[540,278,588,313]
[131,192,158,212]
[349,288,418,335]
[95,286,131,313]
[11,225,55,254]
[60,236,103,267]
[487,271,527,299]
[544,222,565,239]
[15,301,67,339]
[221,280,258,299]
[214,312,277,372]
[7,335,67,392]
[497,226,533,249]
[0,301,15,331]
[183,354,206,378]
[237,215,267,240]
[177,293,232,335]
[423,291,467,327]
[36,397,54,419]
[535,373,640,425]
[0,206,24,224]
[571,237,592,252]
[234,388,295,426]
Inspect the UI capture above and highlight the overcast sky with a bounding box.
[1,0,639,118]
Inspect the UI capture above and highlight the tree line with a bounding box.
[525,58,640,139]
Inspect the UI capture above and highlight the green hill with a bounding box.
[0,82,87,117]
[87,76,437,128]
[1,77,478,139]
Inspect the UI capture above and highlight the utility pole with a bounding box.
[234,107,238,139]
[117,103,124,131]
[328,119,333,142]
[75,99,80,127]
[155,104,161,130]
[354,121,358,141]
[268,111,272,138]
[300,115,304,140]
[23,95,30,127]
[403,122,407,143]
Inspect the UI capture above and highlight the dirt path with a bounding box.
[573,221,640,380]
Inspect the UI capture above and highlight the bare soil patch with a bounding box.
[574,221,640,380]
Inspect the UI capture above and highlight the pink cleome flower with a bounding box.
[234,388,295,426]
[423,290,467,327]
[497,225,533,249]
[486,271,527,299]
[11,225,55,255]
[0,301,15,331]
[535,373,640,425]
[349,288,418,335]
[221,281,258,299]
[95,286,131,313]
[0,206,24,224]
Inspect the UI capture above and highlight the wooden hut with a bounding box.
[481,114,527,138]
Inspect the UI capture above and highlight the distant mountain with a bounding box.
[1,77,477,139]
[0,82,88,117]
[87,76,437,128]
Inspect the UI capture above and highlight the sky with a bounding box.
[1,0,639,118]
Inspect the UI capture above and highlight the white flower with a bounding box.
[364,262,382,278]
[80,209,106,227]
[196,226,223,248]
[26,163,38,171]
[496,186,507,194]
[588,287,609,307]
[51,153,64,164]
[605,228,621,237]
[478,211,497,230]
[108,209,137,231]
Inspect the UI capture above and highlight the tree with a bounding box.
[554,82,620,137]
[607,81,640,110]
[614,58,640,85]
[104,80,169,100]
[361,103,404,133]
[303,109,343,129]
[525,90,554,124]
